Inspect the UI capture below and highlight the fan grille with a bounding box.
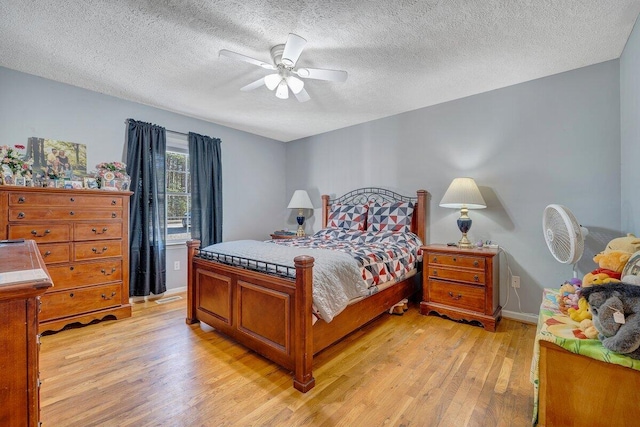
[543,204,584,265]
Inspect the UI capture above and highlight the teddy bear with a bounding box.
[567,297,591,322]
[604,233,640,254]
[580,283,640,359]
[582,251,630,287]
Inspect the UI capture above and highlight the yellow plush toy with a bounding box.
[581,251,630,287]
[568,297,592,322]
[579,318,598,339]
[605,233,640,254]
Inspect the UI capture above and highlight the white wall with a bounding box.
[286,60,622,318]
[0,67,287,292]
[621,19,640,236]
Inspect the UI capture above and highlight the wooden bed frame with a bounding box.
[186,188,428,392]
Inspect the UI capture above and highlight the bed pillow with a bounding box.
[327,204,368,231]
[367,201,414,233]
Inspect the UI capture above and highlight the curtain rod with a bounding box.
[124,119,188,137]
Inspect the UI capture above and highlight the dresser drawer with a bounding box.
[429,280,485,312]
[9,192,123,207]
[74,240,122,260]
[40,283,122,321]
[38,242,71,264]
[47,259,123,290]
[74,222,123,241]
[8,224,71,242]
[8,208,122,221]
[427,252,485,270]
[428,266,485,286]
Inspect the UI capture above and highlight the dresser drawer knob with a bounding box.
[92,246,108,254]
[432,256,438,263]
[70,211,75,216]
[92,227,108,234]
[101,291,117,300]
[452,257,457,262]
[69,266,74,271]
[101,267,117,275]
[474,275,479,282]
[111,200,117,205]
[17,212,25,219]
[474,260,479,267]
[432,269,438,277]
[448,291,462,300]
[111,212,117,218]
[18,196,25,203]
[70,197,75,202]
[31,229,51,237]
[43,250,51,257]
[69,292,74,297]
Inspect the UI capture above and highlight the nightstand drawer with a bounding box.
[429,280,485,312]
[427,252,485,270]
[428,266,485,285]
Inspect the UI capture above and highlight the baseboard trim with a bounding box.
[502,310,538,325]
[129,286,187,304]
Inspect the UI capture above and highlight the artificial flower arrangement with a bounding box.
[95,161,130,190]
[1,144,33,177]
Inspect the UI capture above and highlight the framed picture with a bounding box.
[101,179,118,191]
[84,177,98,189]
[55,179,66,189]
[1,164,13,184]
[14,176,26,186]
[71,180,83,189]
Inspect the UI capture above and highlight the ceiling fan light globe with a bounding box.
[297,68,310,78]
[286,76,304,94]
[264,73,281,90]
[276,80,289,99]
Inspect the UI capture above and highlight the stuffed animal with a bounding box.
[582,251,630,287]
[604,233,640,254]
[579,318,599,339]
[581,283,640,359]
[567,297,592,322]
[558,279,581,313]
[623,275,640,286]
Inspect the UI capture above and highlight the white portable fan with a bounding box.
[542,204,588,277]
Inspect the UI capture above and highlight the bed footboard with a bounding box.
[186,240,316,392]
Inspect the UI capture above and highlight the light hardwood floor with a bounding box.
[40,295,536,426]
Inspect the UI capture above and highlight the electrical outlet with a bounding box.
[511,275,520,289]
[174,261,180,271]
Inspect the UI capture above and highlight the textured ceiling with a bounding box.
[1,1,639,142]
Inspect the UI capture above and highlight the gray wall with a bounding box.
[621,19,640,236]
[0,66,287,293]
[285,60,622,319]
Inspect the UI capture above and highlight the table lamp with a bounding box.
[439,177,486,248]
[287,190,314,236]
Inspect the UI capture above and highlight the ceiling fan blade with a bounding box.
[296,67,348,82]
[293,87,310,103]
[264,74,281,91]
[240,78,265,92]
[285,76,304,94]
[281,33,306,67]
[219,49,275,70]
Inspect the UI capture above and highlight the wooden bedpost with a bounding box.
[185,240,201,325]
[321,194,330,228]
[293,255,316,392]
[416,190,428,244]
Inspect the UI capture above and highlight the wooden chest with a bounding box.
[420,244,501,331]
[0,186,132,333]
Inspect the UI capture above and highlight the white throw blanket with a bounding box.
[201,240,368,322]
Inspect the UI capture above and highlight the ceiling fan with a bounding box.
[219,33,348,102]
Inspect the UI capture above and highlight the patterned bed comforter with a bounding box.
[199,228,422,322]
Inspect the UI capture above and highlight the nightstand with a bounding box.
[420,244,501,331]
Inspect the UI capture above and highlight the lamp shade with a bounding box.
[287,190,313,209]
[439,177,486,209]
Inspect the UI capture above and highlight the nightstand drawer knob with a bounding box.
[432,269,438,277]
[448,291,462,300]
[474,275,479,282]
[474,261,479,267]
[432,256,438,263]
[452,257,457,262]
[18,196,25,203]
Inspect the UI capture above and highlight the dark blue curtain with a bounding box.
[188,132,222,247]
[126,119,167,296]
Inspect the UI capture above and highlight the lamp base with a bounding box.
[457,208,473,248]
[457,234,473,248]
[296,211,305,237]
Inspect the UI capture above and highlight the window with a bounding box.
[166,143,190,242]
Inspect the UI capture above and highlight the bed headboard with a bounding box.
[321,188,429,244]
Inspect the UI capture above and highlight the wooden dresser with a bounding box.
[0,239,53,426]
[0,186,132,333]
[420,244,501,331]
